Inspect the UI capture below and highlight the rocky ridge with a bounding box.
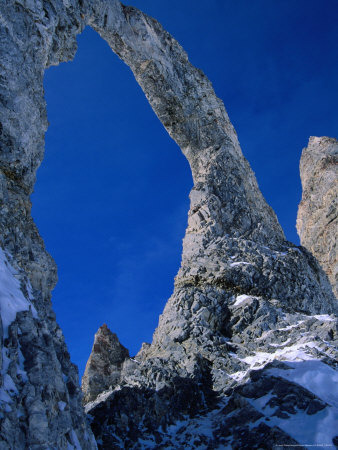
[85,296,338,448]
[0,0,337,448]
[297,136,338,298]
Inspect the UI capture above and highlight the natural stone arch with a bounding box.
[1,0,334,308]
[1,0,284,302]
[87,1,285,247]
[0,0,336,448]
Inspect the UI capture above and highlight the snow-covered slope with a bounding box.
[86,297,337,449]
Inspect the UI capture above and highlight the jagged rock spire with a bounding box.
[82,324,129,404]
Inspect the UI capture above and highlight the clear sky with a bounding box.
[31,0,338,377]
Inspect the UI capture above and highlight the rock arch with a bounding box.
[0,0,336,448]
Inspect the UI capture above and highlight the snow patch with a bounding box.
[58,401,67,411]
[0,247,38,338]
[267,360,338,409]
[235,355,338,447]
[249,395,337,449]
[230,261,251,267]
[85,388,114,413]
[313,314,335,322]
[242,342,321,367]
[16,347,28,382]
[67,430,82,450]
[233,294,253,307]
[0,388,11,403]
[3,374,18,396]
[230,341,326,381]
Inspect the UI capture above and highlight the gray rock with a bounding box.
[82,324,129,404]
[297,136,338,297]
[0,0,337,448]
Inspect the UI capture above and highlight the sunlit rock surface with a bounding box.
[297,136,338,298]
[0,0,337,448]
[82,324,129,404]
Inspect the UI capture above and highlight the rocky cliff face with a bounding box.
[0,0,337,448]
[82,3,337,449]
[297,136,338,298]
[0,0,97,446]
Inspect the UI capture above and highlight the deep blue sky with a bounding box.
[32,0,338,377]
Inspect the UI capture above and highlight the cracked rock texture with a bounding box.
[82,324,129,404]
[0,0,337,448]
[297,136,338,298]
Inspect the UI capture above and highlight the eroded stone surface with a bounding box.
[0,0,94,447]
[0,0,337,448]
[297,136,338,297]
[82,3,337,449]
[82,324,129,404]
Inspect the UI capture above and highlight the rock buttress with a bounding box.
[297,136,338,297]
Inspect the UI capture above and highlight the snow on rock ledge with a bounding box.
[0,248,38,338]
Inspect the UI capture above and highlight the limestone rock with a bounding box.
[82,324,129,404]
[81,3,337,449]
[0,0,337,448]
[297,136,338,297]
[0,0,95,447]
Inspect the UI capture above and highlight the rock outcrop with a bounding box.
[0,0,337,448]
[82,324,129,404]
[297,136,338,297]
[81,3,337,449]
[0,0,97,447]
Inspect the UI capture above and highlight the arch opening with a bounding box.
[32,26,193,375]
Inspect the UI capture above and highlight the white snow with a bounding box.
[237,351,338,448]
[267,360,338,409]
[313,314,335,322]
[0,247,38,409]
[16,347,28,382]
[1,348,11,374]
[241,342,319,367]
[230,261,251,267]
[85,388,114,413]
[0,247,38,338]
[3,374,18,396]
[230,341,327,382]
[58,401,67,411]
[258,320,306,340]
[233,294,253,307]
[269,338,291,347]
[0,387,11,403]
[248,394,337,449]
[67,430,82,450]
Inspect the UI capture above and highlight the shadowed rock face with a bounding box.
[297,136,338,298]
[82,324,129,403]
[0,0,337,448]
